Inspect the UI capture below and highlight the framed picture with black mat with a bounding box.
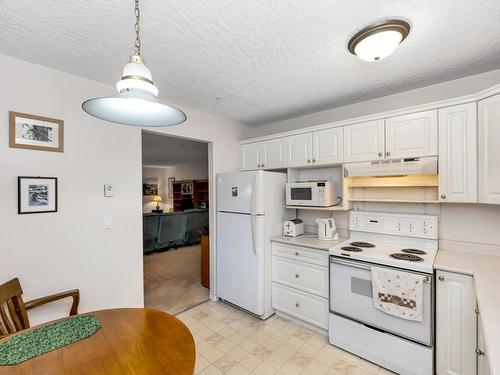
[18,176,58,214]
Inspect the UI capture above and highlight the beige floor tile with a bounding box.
[252,363,277,375]
[278,361,304,375]
[301,360,330,375]
[229,331,247,345]
[227,364,251,375]
[206,332,227,346]
[195,356,211,374]
[204,347,225,363]
[199,365,223,375]
[196,340,213,355]
[214,354,239,372]
[228,346,249,362]
[240,338,260,352]
[240,354,262,371]
[217,339,237,353]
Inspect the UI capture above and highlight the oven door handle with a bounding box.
[330,257,432,283]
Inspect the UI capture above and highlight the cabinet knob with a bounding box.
[295,274,300,278]
[386,151,391,157]
[295,251,299,256]
[261,164,265,168]
[307,159,311,163]
[378,152,383,157]
[441,194,447,199]
[295,303,300,308]
[312,158,316,163]
[438,276,445,281]
[476,348,485,356]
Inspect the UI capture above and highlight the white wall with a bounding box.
[252,68,500,137]
[0,53,251,325]
[142,164,208,212]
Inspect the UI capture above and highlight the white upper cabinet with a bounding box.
[286,133,313,167]
[240,142,261,170]
[261,138,286,169]
[438,103,478,203]
[436,270,477,375]
[385,110,438,159]
[478,94,500,204]
[312,127,343,166]
[343,120,385,163]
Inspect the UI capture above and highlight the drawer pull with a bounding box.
[295,251,299,256]
[295,274,300,278]
[438,276,444,281]
[295,303,300,308]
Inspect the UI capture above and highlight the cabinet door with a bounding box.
[385,110,438,159]
[343,120,385,162]
[438,103,478,203]
[436,270,477,375]
[240,143,261,170]
[286,133,313,167]
[478,94,500,204]
[261,138,286,169]
[312,127,343,165]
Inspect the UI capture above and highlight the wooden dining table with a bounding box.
[0,308,196,375]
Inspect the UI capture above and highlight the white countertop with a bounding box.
[271,234,347,251]
[435,250,500,375]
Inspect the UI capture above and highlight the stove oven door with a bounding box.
[330,256,433,346]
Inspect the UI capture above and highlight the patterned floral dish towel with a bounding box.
[371,266,424,321]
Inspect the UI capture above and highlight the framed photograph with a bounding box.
[168,177,175,199]
[9,112,64,152]
[18,177,58,214]
[143,177,159,196]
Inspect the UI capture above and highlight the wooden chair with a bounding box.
[0,278,79,337]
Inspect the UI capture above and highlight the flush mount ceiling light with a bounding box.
[348,20,410,62]
[82,0,186,127]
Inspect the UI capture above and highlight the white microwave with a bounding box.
[286,181,336,207]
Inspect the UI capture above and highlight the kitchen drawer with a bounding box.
[272,283,328,329]
[272,256,329,297]
[272,242,329,267]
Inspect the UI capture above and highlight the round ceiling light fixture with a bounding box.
[348,20,410,62]
[82,0,186,127]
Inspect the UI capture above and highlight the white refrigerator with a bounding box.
[216,170,290,319]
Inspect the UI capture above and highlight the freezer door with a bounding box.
[216,171,263,215]
[216,212,265,315]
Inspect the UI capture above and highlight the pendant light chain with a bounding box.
[134,0,141,56]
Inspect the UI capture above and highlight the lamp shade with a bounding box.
[82,89,187,127]
[152,195,162,202]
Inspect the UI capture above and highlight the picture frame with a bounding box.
[168,177,175,199]
[18,176,58,214]
[143,177,159,196]
[9,112,64,152]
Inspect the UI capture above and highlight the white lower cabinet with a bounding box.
[271,242,329,329]
[436,270,477,375]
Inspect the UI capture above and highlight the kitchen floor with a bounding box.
[144,245,209,315]
[177,300,396,375]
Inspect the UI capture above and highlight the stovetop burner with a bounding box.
[350,241,375,248]
[390,253,424,262]
[401,248,427,255]
[341,246,363,252]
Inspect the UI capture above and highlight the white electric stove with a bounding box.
[328,211,438,375]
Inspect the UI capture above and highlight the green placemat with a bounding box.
[0,315,101,366]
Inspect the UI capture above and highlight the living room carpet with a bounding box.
[144,245,209,315]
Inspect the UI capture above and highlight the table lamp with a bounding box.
[152,195,163,213]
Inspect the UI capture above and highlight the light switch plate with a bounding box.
[104,184,114,197]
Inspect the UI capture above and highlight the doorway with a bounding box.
[141,131,210,314]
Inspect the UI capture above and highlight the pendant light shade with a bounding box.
[82,1,187,127]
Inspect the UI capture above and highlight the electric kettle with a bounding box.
[316,218,339,241]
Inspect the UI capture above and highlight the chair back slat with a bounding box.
[0,278,29,337]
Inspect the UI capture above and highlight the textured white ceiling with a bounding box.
[142,132,208,167]
[1,1,500,126]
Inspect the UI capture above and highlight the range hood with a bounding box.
[345,157,437,177]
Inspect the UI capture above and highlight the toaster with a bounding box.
[283,219,304,237]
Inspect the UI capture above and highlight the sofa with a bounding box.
[143,209,209,254]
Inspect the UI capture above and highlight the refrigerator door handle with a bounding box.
[251,175,257,216]
[251,215,257,255]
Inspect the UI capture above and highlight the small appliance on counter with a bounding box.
[283,219,304,237]
[316,218,338,240]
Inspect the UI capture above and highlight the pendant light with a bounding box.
[348,20,410,62]
[82,0,187,127]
